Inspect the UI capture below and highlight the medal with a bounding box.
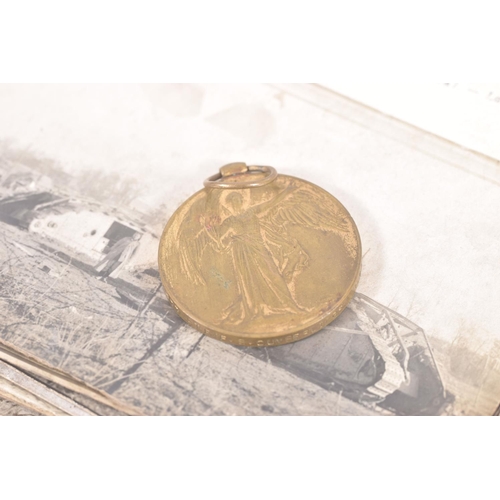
[158,163,362,347]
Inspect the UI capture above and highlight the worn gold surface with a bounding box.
[159,166,361,346]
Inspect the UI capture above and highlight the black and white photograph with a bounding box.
[0,84,499,416]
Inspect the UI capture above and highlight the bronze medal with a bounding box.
[158,163,362,346]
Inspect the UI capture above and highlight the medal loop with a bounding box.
[204,163,278,189]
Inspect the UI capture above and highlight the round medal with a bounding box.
[158,163,362,347]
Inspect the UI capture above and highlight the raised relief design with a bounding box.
[166,177,358,329]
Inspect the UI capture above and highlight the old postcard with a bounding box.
[0,84,498,415]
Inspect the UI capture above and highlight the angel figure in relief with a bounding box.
[176,183,351,326]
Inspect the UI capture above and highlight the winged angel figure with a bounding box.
[175,182,355,326]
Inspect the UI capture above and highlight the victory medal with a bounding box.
[158,163,362,347]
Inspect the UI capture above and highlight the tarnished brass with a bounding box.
[204,163,278,189]
[158,163,362,347]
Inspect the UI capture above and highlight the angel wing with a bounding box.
[261,187,350,233]
[257,185,358,263]
[175,190,225,286]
